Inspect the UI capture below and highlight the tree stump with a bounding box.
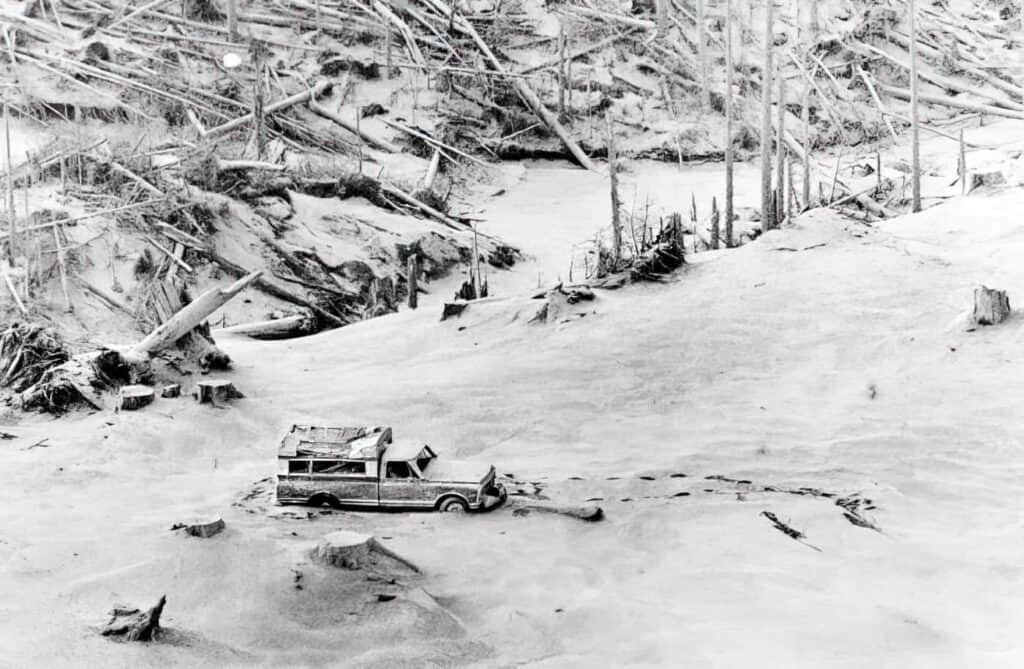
[177,517,225,538]
[119,385,155,411]
[440,302,468,321]
[161,384,181,398]
[313,531,374,569]
[972,286,1011,326]
[195,380,244,405]
[101,595,166,641]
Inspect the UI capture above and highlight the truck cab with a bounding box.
[275,425,506,512]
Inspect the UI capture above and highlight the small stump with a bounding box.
[175,517,225,538]
[101,595,166,642]
[195,380,244,405]
[972,285,1011,326]
[161,384,181,398]
[119,385,155,411]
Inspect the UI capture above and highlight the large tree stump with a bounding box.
[312,531,422,573]
[313,531,374,569]
[195,380,244,405]
[102,595,166,641]
[972,286,1011,326]
[119,385,155,411]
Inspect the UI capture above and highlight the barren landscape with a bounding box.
[3,0,1024,667]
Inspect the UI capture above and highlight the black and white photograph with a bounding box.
[0,0,1021,666]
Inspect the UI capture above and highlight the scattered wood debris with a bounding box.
[761,511,821,552]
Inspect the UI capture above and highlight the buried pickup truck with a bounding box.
[276,425,506,512]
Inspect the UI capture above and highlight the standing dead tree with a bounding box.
[724,0,735,247]
[761,0,775,230]
[607,111,622,269]
[909,0,922,212]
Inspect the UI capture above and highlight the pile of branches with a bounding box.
[0,323,70,393]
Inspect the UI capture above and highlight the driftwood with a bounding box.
[101,595,166,641]
[128,272,261,360]
[971,286,1010,326]
[118,384,155,410]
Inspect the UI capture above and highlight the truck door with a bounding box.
[378,460,434,508]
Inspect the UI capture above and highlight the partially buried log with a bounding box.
[510,502,604,522]
[102,595,166,642]
[119,385,155,411]
[174,517,225,538]
[217,314,315,340]
[972,286,1011,326]
[195,380,244,405]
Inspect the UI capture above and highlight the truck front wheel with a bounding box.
[438,497,469,513]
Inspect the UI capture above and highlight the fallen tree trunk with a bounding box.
[878,84,1024,121]
[128,272,261,360]
[510,501,604,522]
[204,81,331,139]
[309,100,400,153]
[217,314,315,339]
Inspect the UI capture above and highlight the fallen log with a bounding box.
[878,84,1024,121]
[204,81,331,139]
[127,272,261,360]
[217,314,315,339]
[509,501,604,522]
[309,100,400,153]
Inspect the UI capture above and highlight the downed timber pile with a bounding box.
[0,323,70,393]
[20,273,261,414]
[102,595,167,642]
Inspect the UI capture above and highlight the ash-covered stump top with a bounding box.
[312,531,421,573]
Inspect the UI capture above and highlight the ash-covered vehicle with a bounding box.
[275,425,506,512]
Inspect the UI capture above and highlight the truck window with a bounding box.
[288,460,310,474]
[312,460,366,475]
[386,461,414,479]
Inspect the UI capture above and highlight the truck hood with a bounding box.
[420,460,494,484]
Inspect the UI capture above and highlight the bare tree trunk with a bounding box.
[407,255,418,310]
[710,196,720,249]
[558,29,567,117]
[809,0,819,37]
[4,103,14,265]
[959,127,966,195]
[724,0,734,247]
[227,0,238,41]
[697,0,709,113]
[761,0,775,230]
[776,67,786,225]
[801,62,811,210]
[910,0,921,212]
[606,111,622,268]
